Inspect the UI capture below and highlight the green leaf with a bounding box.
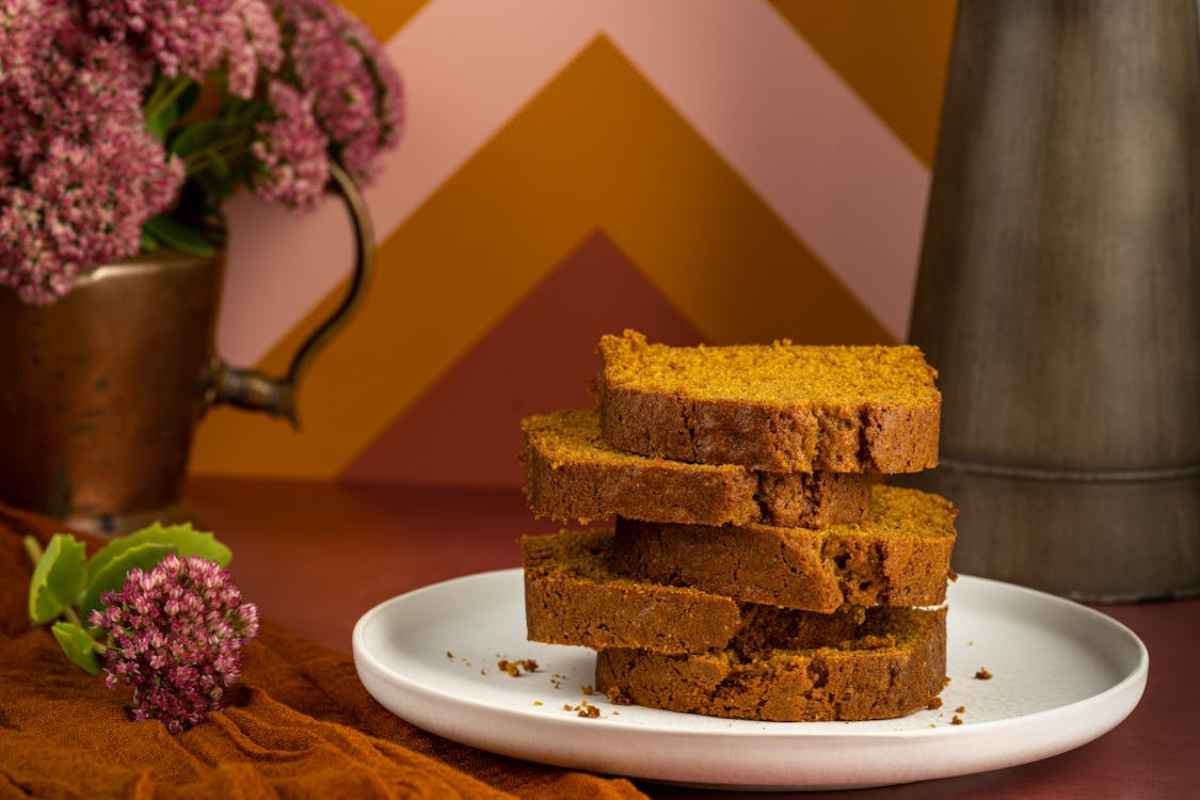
[79,542,175,619]
[140,230,160,253]
[145,77,199,142]
[142,215,217,258]
[51,622,102,675]
[28,534,87,624]
[87,522,231,583]
[175,82,201,122]
[208,150,231,178]
[146,107,175,142]
[170,120,226,158]
[193,170,241,205]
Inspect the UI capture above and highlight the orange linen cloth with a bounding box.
[0,506,644,799]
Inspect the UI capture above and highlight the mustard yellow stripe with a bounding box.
[337,0,429,41]
[191,36,890,479]
[770,0,956,166]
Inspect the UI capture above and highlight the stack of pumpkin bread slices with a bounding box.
[519,330,957,721]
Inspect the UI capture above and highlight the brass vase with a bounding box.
[0,164,373,534]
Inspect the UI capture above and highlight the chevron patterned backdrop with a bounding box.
[191,0,957,486]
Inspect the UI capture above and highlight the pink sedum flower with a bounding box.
[1,137,184,303]
[0,0,73,96]
[85,0,282,97]
[0,11,182,303]
[84,0,232,81]
[1,0,403,301]
[278,0,404,183]
[88,555,260,735]
[251,81,330,210]
[222,0,284,98]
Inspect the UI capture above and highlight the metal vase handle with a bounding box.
[206,163,374,428]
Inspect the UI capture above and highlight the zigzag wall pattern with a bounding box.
[193,1,956,486]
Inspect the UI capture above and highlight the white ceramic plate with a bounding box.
[352,569,1147,791]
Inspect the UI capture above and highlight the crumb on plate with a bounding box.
[498,658,539,677]
[574,699,600,719]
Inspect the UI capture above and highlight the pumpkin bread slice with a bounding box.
[597,330,941,473]
[522,409,873,528]
[610,485,957,613]
[595,607,947,722]
[522,530,865,655]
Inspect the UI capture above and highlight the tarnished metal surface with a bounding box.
[907,0,1200,600]
[0,164,374,533]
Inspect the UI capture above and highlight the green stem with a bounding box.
[144,76,171,115]
[145,76,194,123]
[185,133,255,176]
[199,132,253,159]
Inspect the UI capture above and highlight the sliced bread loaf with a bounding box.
[611,485,957,612]
[523,530,864,654]
[522,409,872,527]
[595,607,946,721]
[598,330,940,473]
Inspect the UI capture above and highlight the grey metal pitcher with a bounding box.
[906,0,1200,600]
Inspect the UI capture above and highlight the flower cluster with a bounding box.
[279,0,405,183]
[0,0,71,97]
[241,0,405,208]
[83,0,230,84]
[223,0,283,98]
[251,82,330,210]
[1,0,403,302]
[0,2,182,303]
[85,0,283,98]
[88,554,259,734]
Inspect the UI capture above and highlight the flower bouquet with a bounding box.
[0,0,403,304]
[0,0,403,529]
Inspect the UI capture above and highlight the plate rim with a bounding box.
[352,568,1149,741]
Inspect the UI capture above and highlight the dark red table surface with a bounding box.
[188,477,1199,800]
